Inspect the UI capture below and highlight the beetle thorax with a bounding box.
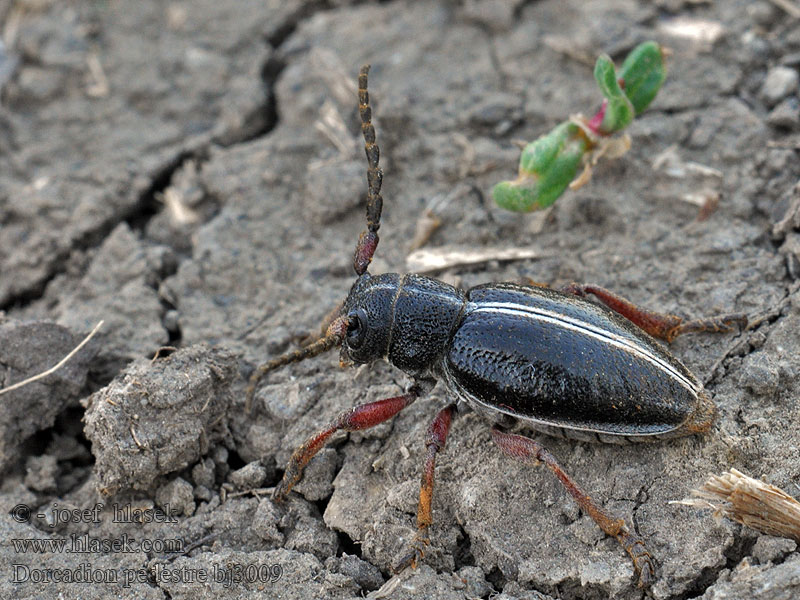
[341,273,466,377]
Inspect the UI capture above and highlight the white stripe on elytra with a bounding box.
[469,302,700,397]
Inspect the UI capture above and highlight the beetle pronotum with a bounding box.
[247,65,747,588]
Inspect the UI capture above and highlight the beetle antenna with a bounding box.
[245,317,348,413]
[353,64,383,276]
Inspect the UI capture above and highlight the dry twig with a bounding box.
[406,246,543,274]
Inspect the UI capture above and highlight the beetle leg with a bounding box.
[394,403,457,573]
[273,381,430,502]
[561,283,747,342]
[491,427,655,588]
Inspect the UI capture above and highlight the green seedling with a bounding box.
[492,41,666,212]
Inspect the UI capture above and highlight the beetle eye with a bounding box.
[346,310,367,350]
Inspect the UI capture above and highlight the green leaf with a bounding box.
[618,41,666,115]
[594,54,634,134]
[491,40,666,212]
[492,122,588,212]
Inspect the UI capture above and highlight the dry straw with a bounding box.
[0,321,103,397]
[676,468,800,542]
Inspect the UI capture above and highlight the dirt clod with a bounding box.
[83,345,236,495]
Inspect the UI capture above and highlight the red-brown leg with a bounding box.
[492,427,655,588]
[561,283,747,343]
[273,382,428,501]
[394,403,457,572]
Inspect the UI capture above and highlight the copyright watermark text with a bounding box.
[11,562,284,588]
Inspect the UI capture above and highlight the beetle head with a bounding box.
[339,273,399,365]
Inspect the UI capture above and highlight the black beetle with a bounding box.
[246,65,747,588]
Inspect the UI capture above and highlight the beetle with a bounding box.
[246,65,747,588]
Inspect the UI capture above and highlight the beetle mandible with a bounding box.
[246,65,747,588]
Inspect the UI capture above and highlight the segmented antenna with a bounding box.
[245,316,347,413]
[353,64,383,276]
[246,64,380,411]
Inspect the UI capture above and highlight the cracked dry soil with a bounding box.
[1,1,800,599]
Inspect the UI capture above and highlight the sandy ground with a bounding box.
[1,0,799,598]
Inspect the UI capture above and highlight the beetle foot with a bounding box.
[667,312,749,342]
[619,530,655,588]
[634,554,655,589]
[272,466,302,502]
[392,535,430,573]
[272,477,290,502]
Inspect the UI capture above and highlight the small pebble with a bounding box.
[229,461,267,490]
[156,477,195,517]
[767,97,799,130]
[761,66,799,106]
